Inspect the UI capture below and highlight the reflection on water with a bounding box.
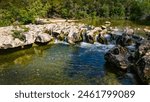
[0,43,139,85]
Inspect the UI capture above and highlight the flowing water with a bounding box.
[0,42,139,85]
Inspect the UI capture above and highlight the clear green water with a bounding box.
[0,43,138,85]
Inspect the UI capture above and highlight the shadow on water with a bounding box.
[0,44,32,55]
[64,46,106,85]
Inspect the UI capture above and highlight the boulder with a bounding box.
[0,35,14,49]
[0,35,25,49]
[136,53,150,84]
[23,31,37,45]
[131,34,144,44]
[105,21,111,27]
[12,38,24,47]
[105,45,131,70]
[103,34,113,43]
[52,32,60,38]
[105,21,111,24]
[85,34,95,44]
[138,40,150,56]
[85,29,101,44]
[57,31,65,41]
[116,33,133,47]
[67,27,81,44]
[94,27,102,32]
[124,28,134,36]
[35,33,53,43]
[101,25,107,30]
[144,28,150,34]
[96,34,107,44]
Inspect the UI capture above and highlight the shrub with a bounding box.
[0,0,50,26]
[12,30,25,41]
[0,9,12,26]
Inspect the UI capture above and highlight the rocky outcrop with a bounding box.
[0,21,114,49]
[105,31,150,84]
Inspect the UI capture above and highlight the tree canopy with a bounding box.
[0,0,150,26]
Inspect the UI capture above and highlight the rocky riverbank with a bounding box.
[0,20,150,84]
[105,28,150,84]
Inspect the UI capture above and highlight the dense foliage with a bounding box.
[0,0,150,26]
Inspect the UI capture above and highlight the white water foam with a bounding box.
[54,39,69,45]
[79,42,115,53]
[54,40,115,53]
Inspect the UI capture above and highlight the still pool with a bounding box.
[0,42,139,85]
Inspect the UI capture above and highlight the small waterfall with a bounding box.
[81,31,87,42]
[79,42,115,53]
[95,34,99,42]
[54,39,59,43]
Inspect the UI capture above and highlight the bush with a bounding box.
[61,8,69,18]
[12,30,25,41]
[0,9,13,26]
[0,0,50,26]
[27,0,50,18]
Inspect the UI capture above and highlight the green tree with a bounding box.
[101,4,109,18]
[0,0,150,26]
[61,8,69,18]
